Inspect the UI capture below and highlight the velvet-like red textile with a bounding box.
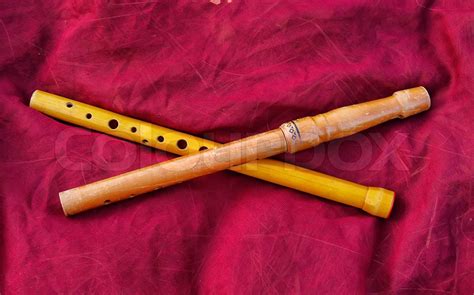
[1,1,473,293]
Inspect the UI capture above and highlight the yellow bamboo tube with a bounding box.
[30,88,429,217]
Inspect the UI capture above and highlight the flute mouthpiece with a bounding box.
[393,86,431,118]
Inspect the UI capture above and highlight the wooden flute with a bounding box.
[34,87,430,216]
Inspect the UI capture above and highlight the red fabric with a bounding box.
[1,1,473,293]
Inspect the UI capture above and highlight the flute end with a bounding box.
[30,90,42,107]
[362,187,395,218]
[59,190,72,217]
[393,86,431,118]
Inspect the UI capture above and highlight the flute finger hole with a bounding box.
[199,146,208,151]
[177,139,187,150]
[131,127,137,133]
[66,102,73,108]
[108,119,119,129]
[104,200,111,205]
[157,136,164,142]
[86,113,92,119]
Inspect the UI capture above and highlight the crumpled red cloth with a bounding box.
[1,1,473,293]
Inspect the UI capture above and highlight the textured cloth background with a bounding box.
[1,1,473,294]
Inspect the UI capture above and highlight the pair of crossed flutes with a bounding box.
[30,87,430,218]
